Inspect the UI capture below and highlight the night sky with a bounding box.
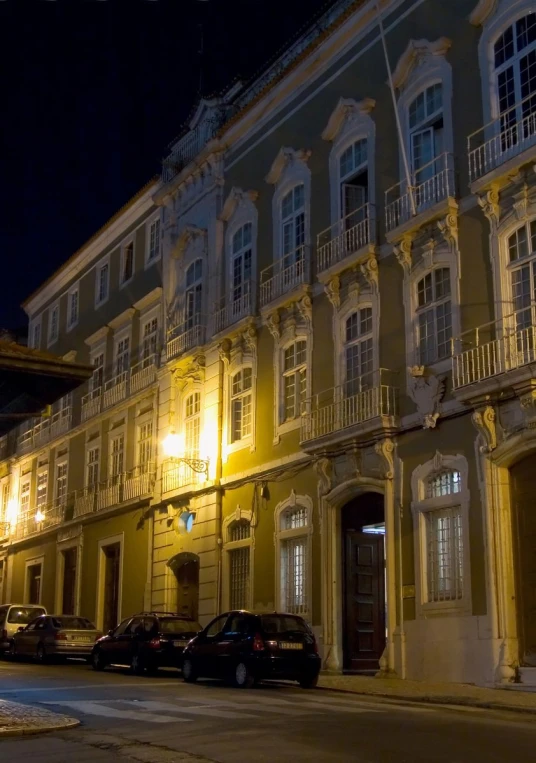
[0,0,332,329]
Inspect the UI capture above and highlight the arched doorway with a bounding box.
[510,453,536,666]
[167,552,200,621]
[341,492,385,672]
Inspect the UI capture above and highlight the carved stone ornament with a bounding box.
[374,438,395,480]
[314,457,333,496]
[171,224,207,260]
[472,405,497,453]
[360,253,379,292]
[391,38,452,92]
[241,320,257,353]
[266,310,281,339]
[469,0,498,27]
[296,292,313,326]
[324,276,341,308]
[265,147,312,185]
[321,97,376,142]
[407,367,446,429]
[478,188,500,226]
[218,338,232,364]
[518,388,536,427]
[220,187,259,222]
[437,211,458,249]
[513,184,529,222]
[393,234,413,273]
[174,354,206,389]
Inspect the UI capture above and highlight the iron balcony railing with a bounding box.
[452,305,536,390]
[17,407,72,453]
[213,283,255,334]
[301,369,398,443]
[385,152,455,234]
[162,455,206,493]
[74,464,157,518]
[162,112,227,183]
[81,354,159,422]
[317,203,374,273]
[12,496,68,540]
[167,314,206,360]
[468,93,536,183]
[260,245,311,308]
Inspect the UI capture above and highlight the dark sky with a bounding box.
[0,0,332,329]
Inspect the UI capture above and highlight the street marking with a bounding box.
[131,700,261,720]
[0,680,179,694]
[41,700,189,724]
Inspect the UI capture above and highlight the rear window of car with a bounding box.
[260,615,309,634]
[51,617,95,630]
[8,607,46,624]
[158,618,201,634]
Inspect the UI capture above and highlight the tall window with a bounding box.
[281,184,305,263]
[115,336,130,376]
[87,447,100,488]
[185,259,203,326]
[282,340,307,421]
[278,505,310,616]
[48,305,59,344]
[494,13,536,149]
[137,422,153,472]
[508,220,536,337]
[32,320,41,349]
[416,268,452,365]
[121,242,134,285]
[425,470,463,603]
[91,352,105,392]
[231,368,252,442]
[227,519,251,610]
[339,139,368,226]
[408,83,443,187]
[110,435,124,482]
[36,471,48,510]
[344,308,373,396]
[55,462,68,504]
[67,289,79,329]
[20,478,30,516]
[96,261,109,305]
[185,393,201,456]
[148,218,161,263]
[231,224,252,308]
[142,317,158,362]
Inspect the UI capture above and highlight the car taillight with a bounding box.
[149,638,161,649]
[252,633,265,652]
[55,633,67,641]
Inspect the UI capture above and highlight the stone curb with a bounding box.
[0,716,80,737]
[315,684,536,716]
[0,700,80,738]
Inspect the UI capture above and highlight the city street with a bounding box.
[0,659,535,762]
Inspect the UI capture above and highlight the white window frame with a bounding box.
[136,417,154,473]
[90,344,106,394]
[221,189,259,319]
[273,325,312,443]
[113,328,131,378]
[222,508,254,611]
[24,555,45,605]
[120,238,135,287]
[35,467,48,511]
[31,317,42,349]
[274,492,313,620]
[95,257,110,307]
[184,258,204,325]
[268,148,311,264]
[109,429,125,482]
[19,476,31,518]
[228,365,254,451]
[411,452,471,617]
[145,214,161,266]
[333,290,380,392]
[54,458,69,504]
[140,309,160,365]
[67,285,79,331]
[415,266,453,367]
[86,442,100,489]
[48,303,59,346]
[55,537,82,615]
[95,533,124,631]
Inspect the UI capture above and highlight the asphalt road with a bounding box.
[0,658,535,762]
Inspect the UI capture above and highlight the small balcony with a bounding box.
[167,315,206,361]
[468,95,536,188]
[81,386,102,422]
[452,306,536,400]
[385,152,455,240]
[130,354,158,394]
[50,407,72,438]
[213,285,255,335]
[301,370,398,446]
[17,426,35,454]
[103,371,128,409]
[162,455,207,494]
[260,245,311,309]
[317,204,374,275]
[123,463,157,501]
[162,111,227,184]
[12,498,65,541]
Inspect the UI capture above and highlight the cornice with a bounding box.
[133,287,163,313]
[265,147,312,185]
[84,326,110,347]
[108,308,137,331]
[322,97,375,141]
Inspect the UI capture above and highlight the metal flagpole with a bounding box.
[375,1,416,217]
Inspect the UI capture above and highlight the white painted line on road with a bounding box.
[41,700,189,724]
[0,680,179,694]
[132,700,260,720]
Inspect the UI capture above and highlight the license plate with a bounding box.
[71,636,92,642]
[279,642,303,650]
[173,640,189,647]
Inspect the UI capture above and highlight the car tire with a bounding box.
[130,652,145,676]
[234,661,255,689]
[298,673,319,689]
[36,644,48,664]
[182,658,198,683]
[91,649,106,671]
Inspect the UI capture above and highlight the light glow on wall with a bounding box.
[35,509,45,523]
[200,418,218,481]
[162,431,183,459]
[6,498,19,529]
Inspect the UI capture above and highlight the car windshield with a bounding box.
[260,615,309,634]
[51,617,95,630]
[8,607,46,624]
[158,618,201,634]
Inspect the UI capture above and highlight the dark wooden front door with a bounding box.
[344,531,385,671]
[103,543,121,633]
[62,548,77,615]
[511,455,536,666]
[176,561,199,621]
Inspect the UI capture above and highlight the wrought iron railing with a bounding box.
[167,315,206,360]
[162,455,207,493]
[162,112,227,183]
[260,245,310,307]
[317,204,373,273]
[213,285,255,334]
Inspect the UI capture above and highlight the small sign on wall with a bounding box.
[402,584,415,599]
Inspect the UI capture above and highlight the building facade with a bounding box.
[1,0,536,687]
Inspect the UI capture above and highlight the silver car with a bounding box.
[12,614,102,662]
[0,604,47,654]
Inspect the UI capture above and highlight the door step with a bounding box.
[519,667,536,687]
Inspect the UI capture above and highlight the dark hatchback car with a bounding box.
[91,612,202,674]
[182,610,321,689]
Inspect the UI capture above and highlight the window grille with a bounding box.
[426,469,461,498]
[281,536,307,615]
[426,506,463,602]
[229,519,250,542]
[229,546,249,610]
[281,506,307,531]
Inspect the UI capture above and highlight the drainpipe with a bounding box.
[397,499,407,679]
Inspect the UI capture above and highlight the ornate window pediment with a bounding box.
[220,187,259,223]
[322,97,375,142]
[265,147,311,186]
[171,224,207,260]
[469,0,498,26]
[392,38,452,92]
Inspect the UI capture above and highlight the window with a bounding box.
[55,462,68,504]
[427,470,461,498]
[67,288,79,330]
[115,336,130,376]
[137,422,153,472]
[87,447,100,488]
[32,319,42,349]
[231,368,252,442]
[96,260,109,306]
[184,393,201,457]
[339,139,369,227]
[231,224,252,309]
[408,83,444,188]
[426,502,463,603]
[281,184,305,264]
[91,352,105,392]
[416,268,452,365]
[185,260,203,326]
[282,340,307,421]
[20,478,30,515]
[110,435,124,481]
[493,13,536,151]
[344,308,373,396]
[277,504,311,616]
[142,317,158,362]
[26,563,42,605]
[147,218,161,263]
[227,519,251,610]
[121,242,134,285]
[48,304,59,345]
[36,471,48,509]
[508,220,536,338]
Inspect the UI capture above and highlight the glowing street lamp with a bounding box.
[162,431,182,459]
[35,509,45,523]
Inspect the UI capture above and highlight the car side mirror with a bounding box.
[107,629,114,637]
[17,626,24,632]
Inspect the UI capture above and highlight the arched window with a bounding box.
[231,223,252,311]
[225,518,252,610]
[281,184,305,267]
[230,367,253,442]
[275,497,313,618]
[282,339,307,422]
[184,392,201,457]
[408,83,444,188]
[339,139,368,229]
[415,267,452,365]
[344,308,373,396]
[507,219,536,337]
[185,259,203,326]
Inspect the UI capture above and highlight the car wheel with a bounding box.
[36,644,48,664]
[298,673,319,689]
[182,658,198,683]
[130,652,145,676]
[91,649,106,671]
[234,661,255,689]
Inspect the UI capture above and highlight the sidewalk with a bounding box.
[0,699,79,737]
[317,674,536,715]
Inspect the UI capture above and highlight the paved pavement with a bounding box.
[1,659,536,761]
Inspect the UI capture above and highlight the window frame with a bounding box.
[270,149,311,265]
[222,509,254,611]
[67,285,79,331]
[274,331,312,442]
[120,238,135,287]
[333,293,380,395]
[145,215,161,267]
[95,257,110,308]
[47,303,60,347]
[415,266,453,366]
[228,365,254,451]
[274,493,313,620]
[31,316,42,349]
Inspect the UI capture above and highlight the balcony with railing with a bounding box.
[301,369,399,447]
[260,245,311,309]
[452,305,536,399]
[81,355,159,422]
[317,204,374,275]
[162,111,228,184]
[468,95,536,187]
[103,371,128,409]
[162,455,208,494]
[17,407,73,453]
[130,354,158,394]
[385,153,455,240]
[167,314,206,361]
[12,497,66,541]
[213,283,255,335]
[81,386,103,422]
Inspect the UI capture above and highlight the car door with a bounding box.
[190,614,229,677]
[115,617,145,665]
[15,618,38,654]
[100,618,132,663]
[216,614,252,677]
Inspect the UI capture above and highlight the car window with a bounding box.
[205,615,228,638]
[24,622,37,631]
[51,617,95,630]
[223,615,250,636]
[34,618,48,631]
[124,617,145,635]
[143,617,158,634]
[158,618,201,634]
[260,615,309,634]
[113,619,132,637]
[8,607,46,624]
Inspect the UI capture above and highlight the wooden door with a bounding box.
[62,548,77,615]
[176,561,199,621]
[511,456,536,666]
[103,543,120,633]
[344,531,385,671]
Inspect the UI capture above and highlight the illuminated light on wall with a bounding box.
[200,417,218,481]
[162,431,183,459]
[35,509,45,523]
[6,498,19,528]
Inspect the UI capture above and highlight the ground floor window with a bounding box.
[27,563,42,605]
[224,515,252,610]
[61,547,78,615]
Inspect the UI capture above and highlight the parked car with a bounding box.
[11,614,101,662]
[181,610,321,689]
[91,611,202,674]
[0,604,47,655]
